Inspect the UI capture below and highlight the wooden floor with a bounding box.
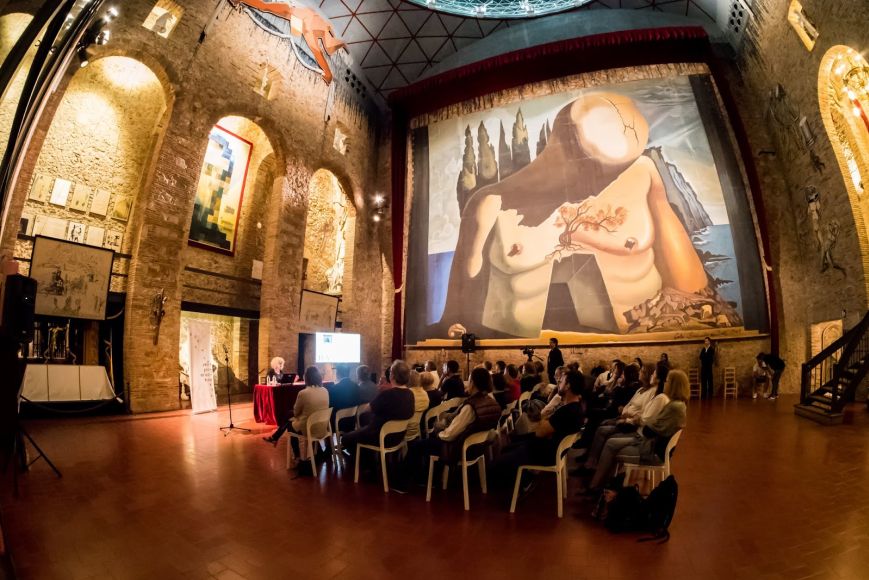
[2,395,868,580]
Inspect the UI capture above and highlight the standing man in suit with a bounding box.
[699,337,715,399]
[547,338,565,385]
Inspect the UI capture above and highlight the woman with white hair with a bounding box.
[266,357,286,384]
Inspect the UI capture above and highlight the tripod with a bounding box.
[219,345,249,436]
[6,424,63,497]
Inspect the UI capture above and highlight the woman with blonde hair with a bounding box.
[584,370,688,493]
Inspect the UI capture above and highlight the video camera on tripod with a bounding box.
[522,346,535,362]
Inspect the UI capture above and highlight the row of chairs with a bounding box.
[282,400,680,518]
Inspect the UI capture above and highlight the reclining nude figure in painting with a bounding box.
[439,92,708,337]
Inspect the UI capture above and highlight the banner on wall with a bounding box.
[188,320,217,414]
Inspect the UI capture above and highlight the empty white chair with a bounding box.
[333,405,358,457]
[286,407,334,474]
[619,430,683,491]
[509,431,580,518]
[354,419,408,493]
[426,429,493,510]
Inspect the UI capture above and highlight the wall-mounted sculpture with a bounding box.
[230,0,346,84]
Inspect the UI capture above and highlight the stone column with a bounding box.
[259,164,309,375]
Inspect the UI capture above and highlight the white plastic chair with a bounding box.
[423,398,464,436]
[355,403,371,429]
[286,407,334,474]
[354,419,408,493]
[405,410,424,443]
[509,431,580,518]
[332,405,358,456]
[619,429,683,490]
[425,429,493,510]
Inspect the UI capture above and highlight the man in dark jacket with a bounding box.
[329,364,360,431]
[547,338,564,385]
[440,360,466,399]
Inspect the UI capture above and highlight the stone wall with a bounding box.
[9,57,167,295]
[726,0,869,391]
[0,0,386,412]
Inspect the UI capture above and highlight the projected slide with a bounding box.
[315,332,361,363]
[405,74,768,342]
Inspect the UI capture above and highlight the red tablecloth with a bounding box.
[252,382,335,426]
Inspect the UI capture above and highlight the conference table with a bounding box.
[253,381,335,426]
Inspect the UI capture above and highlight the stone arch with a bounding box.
[818,45,869,302]
[3,55,169,266]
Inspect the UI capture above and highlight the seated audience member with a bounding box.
[396,368,501,491]
[420,371,442,408]
[342,360,415,459]
[406,370,430,440]
[266,357,288,383]
[424,361,440,388]
[492,360,509,407]
[519,362,540,393]
[505,364,521,403]
[584,369,689,492]
[357,365,378,404]
[752,354,771,400]
[593,360,622,392]
[329,364,360,429]
[541,366,568,419]
[440,360,466,400]
[580,365,659,471]
[484,361,493,372]
[263,367,330,472]
[633,357,644,370]
[493,370,586,488]
[378,366,393,391]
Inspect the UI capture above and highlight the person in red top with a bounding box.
[505,363,521,403]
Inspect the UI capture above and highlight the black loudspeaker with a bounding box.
[2,274,36,343]
[461,332,476,354]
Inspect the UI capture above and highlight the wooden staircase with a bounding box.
[795,312,869,425]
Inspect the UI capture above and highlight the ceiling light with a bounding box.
[374,194,384,205]
[373,214,381,222]
[96,30,110,45]
[854,106,862,117]
[106,7,119,20]
[77,47,89,67]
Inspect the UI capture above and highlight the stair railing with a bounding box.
[801,312,869,409]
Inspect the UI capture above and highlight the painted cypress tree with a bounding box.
[512,108,531,169]
[476,121,498,189]
[536,122,548,156]
[456,125,477,213]
[498,120,513,180]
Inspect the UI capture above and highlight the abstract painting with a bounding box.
[30,236,113,320]
[188,125,252,255]
[405,74,768,343]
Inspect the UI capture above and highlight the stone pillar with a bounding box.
[123,102,210,412]
[259,165,309,375]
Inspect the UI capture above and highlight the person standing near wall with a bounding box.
[699,337,715,399]
[547,338,564,385]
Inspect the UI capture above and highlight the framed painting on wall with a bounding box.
[188,125,252,255]
[299,289,339,333]
[29,236,113,320]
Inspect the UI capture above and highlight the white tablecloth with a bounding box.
[21,365,115,401]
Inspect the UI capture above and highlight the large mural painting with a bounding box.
[406,74,769,343]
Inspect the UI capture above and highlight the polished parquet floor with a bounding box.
[2,395,869,580]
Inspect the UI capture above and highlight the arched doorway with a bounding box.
[818,45,869,298]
